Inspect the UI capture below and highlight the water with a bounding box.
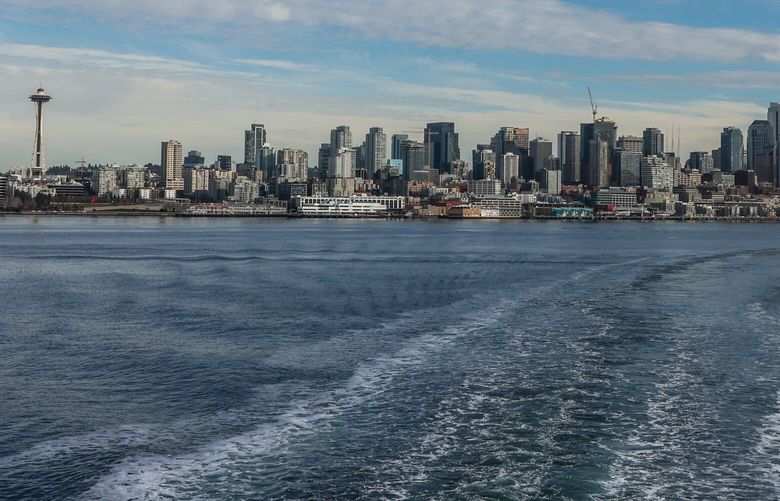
[1,216,779,500]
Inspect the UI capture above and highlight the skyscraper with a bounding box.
[642,128,665,157]
[529,138,553,178]
[161,140,183,191]
[581,118,617,186]
[688,152,715,175]
[720,127,744,173]
[318,143,331,179]
[244,124,266,165]
[499,153,520,186]
[183,150,205,169]
[390,133,407,157]
[216,155,232,171]
[558,131,581,184]
[641,156,673,190]
[425,122,460,174]
[748,119,775,184]
[618,135,644,155]
[365,127,387,179]
[401,140,426,181]
[589,138,609,188]
[329,125,354,177]
[613,150,641,187]
[472,145,496,181]
[768,103,780,187]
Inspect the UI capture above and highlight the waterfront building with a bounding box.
[720,127,744,172]
[231,177,260,204]
[0,175,9,207]
[161,140,183,191]
[593,188,638,207]
[119,165,146,190]
[558,131,581,184]
[642,128,664,157]
[467,179,502,196]
[95,167,118,197]
[425,122,460,174]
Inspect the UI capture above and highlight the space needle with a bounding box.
[29,87,52,180]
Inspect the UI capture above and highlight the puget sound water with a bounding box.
[1,216,779,500]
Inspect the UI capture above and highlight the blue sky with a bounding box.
[1,0,779,167]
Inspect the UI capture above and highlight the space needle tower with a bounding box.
[29,87,52,180]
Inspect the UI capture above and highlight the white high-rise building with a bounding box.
[161,140,183,191]
[365,127,387,179]
[500,153,519,186]
[641,155,673,190]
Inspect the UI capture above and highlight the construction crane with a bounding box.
[588,87,598,123]
[400,129,440,185]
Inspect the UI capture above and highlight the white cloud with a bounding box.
[232,59,307,71]
[7,0,780,62]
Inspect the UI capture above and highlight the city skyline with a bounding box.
[2,1,780,166]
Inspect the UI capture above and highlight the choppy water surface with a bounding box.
[1,217,779,500]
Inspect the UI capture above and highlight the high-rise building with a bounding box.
[688,152,715,175]
[0,175,9,208]
[217,155,232,171]
[183,150,205,169]
[365,127,387,179]
[768,103,780,187]
[541,169,561,195]
[589,138,609,188]
[258,145,275,178]
[318,143,331,179]
[472,145,496,181]
[618,135,644,155]
[161,140,183,191]
[613,149,641,187]
[499,153,520,186]
[183,167,209,197]
[329,126,354,177]
[641,156,673,190]
[276,149,309,180]
[529,138,553,177]
[558,131,581,184]
[391,134,409,162]
[581,118,617,186]
[642,128,665,157]
[748,120,775,183]
[401,140,426,181]
[425,122,460,174]
[491,127,530,154]
[720,127,744,173]
[244,124,266,165]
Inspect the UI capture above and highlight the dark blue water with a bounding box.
[1,216,779,500]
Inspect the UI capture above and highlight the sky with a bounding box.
[1,0,780,168]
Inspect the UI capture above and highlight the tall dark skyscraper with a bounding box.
[747,120,774,183]
[425,122,460,174]
[642,128,665,157]
[558,131,581,184]
[581,119,618,186]
[720,127,744,173]
[768,103,780,187]
[400,140,426,181]
[529,138,553,178]
[391,134,409,161]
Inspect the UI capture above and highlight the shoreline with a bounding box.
[1,211,779,223]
